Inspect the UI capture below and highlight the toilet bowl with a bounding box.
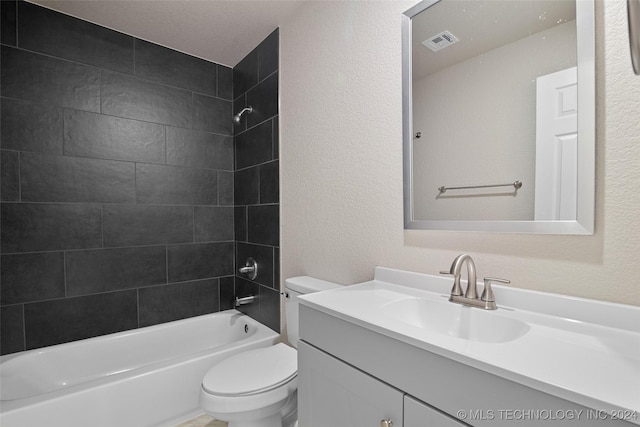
[200,344,297,427]
[199,276,341,427]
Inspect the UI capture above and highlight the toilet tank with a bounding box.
[284,276,342,348]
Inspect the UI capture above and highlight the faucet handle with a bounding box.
[481,277,510,302]
[440,270,463,296]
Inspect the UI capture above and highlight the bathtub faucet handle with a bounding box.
[238,257,258,280]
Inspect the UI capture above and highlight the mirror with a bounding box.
[402,0,595,234]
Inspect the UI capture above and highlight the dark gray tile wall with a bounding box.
[233,29,280,332]
[0,2,251,355]
[1,45,102,112]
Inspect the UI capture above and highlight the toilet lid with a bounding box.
[202,343,297,396]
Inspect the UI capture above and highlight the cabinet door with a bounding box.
[405,396,469,426]
[298,341,403,427]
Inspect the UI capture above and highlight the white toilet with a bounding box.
[199,276,341,427]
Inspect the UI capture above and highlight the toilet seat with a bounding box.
[202,343,297,397]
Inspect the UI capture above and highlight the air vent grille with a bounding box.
[422,30,459,52]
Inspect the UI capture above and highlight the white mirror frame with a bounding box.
[402,0,595,234]
[630,0,640,75]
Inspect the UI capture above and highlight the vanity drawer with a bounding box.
[405,396,468,427]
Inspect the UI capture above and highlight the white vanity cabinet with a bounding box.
[299,341,465,427]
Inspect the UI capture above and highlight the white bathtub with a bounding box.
[0,310,279,427]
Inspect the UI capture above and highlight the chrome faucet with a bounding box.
[441,254,509,310]
[449,254,477,299]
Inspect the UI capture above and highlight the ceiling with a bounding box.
[29,0,309,68]
[412,0,576,79]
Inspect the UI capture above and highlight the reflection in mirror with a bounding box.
[402,0,595,234]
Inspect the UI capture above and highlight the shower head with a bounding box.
[233,106,253,124]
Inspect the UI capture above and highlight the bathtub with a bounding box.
[0,310,279,427]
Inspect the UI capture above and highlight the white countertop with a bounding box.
[299,267,640,425]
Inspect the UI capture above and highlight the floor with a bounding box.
[176,414,227,427]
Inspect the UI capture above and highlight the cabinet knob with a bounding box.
[380,420,393,427]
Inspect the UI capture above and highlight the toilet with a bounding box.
[199,276,341,427]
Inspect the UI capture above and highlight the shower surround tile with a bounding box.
[0,305,24,354]
[218,171,235,206]
[257,286,280,332]
[193,93,233,135]
[102,205,194,247]
[17,1,134,73]
[65,246,167,296]
[233,29,280,325]
[247,205,279,247]
[233,49,258,96]
[235,120,273,170]
[1,203,103,253]
[64,109,166,163]
[166,127,233,170]
[0,98,63,154]
[246,72,278,128]
[260,161,279,204]
[272,118,279,159]
[1,0,17,46]
[257,29,279,81]
[101,71,193,127]
[135,39,218,95]
[1,150,20,202]
[20,152,136,204]
[194,206,235,242]
[234,167,259,205]
[24,291,138,349]
[217,66,233,100]
[1,252,66,305]
[0,45,101,112]
[136,163,218,206]
[138,279,220,327]
[234,207,248,242]
[167,242,234,283]
[220,276,236,310]
[0,1,279,354]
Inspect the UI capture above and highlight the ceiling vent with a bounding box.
[422,30,459,52]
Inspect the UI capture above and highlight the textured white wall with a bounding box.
[280,0,640,307]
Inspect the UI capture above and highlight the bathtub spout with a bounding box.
[235,295,256,307]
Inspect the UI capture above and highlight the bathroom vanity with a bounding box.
[297,267,640,426]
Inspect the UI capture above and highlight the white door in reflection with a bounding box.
[534,67,578,221]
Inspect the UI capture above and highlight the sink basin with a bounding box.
[382,297,530,343]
